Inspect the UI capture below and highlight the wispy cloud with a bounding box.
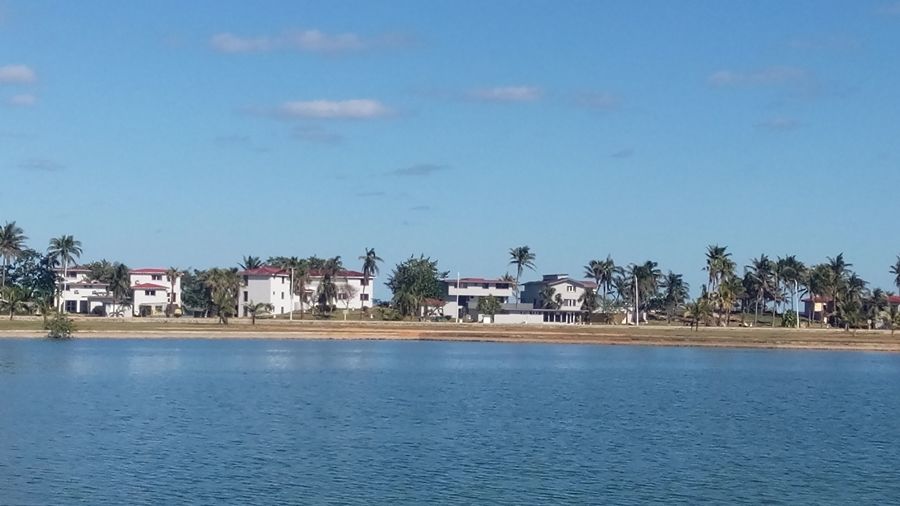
[210,29,409,55]
[575,91,621,111]
[387,163,448,177]
[6,93,35,107]
[610,148,634,159]
[877,2,900,15]
[468,86,542,102]
[755,116,801,131]
[18,158,64,172]
[275,99,392,119]
[292,125,343,144]
[708,66,810,87]
[0,64,36,84]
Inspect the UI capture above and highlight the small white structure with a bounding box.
[130,268,181,317]
[520,274,597,324]
[441,277,515,320]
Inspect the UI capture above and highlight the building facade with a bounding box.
[441,277,515,320]
[130,268,182,317]
[520,274,597,324]
[237,267,375,318]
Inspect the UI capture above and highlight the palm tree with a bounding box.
[704,245,734,294]
[359,248,382,311]
[777,255,807,328]
[165,267,180,317]
[746,254,774,326]
[0,221,28,288]
[661,271,689,324]
[627,261,661,325]
[245,301,274,325]
[239,255,262,270]
[891,256,900,313]
[538,285,557,309]
[686,296,712,331]
[584,256,618,300]
[204,267,240,324]
[579,287,598,315]
[509,246,536,306]
[825,253,852,326]
[0,286,29,320]
[107,262,131,316]
[47,235,83,313]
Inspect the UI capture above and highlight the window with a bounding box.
[482,283,489,289]
[566,285,575,293]
[281,277,285,284]
[338,292,347,300]
[65,301,77,312]
[496,283,509,289]
[67,272,77,278]
[151,274,162,281]
[360,294,370,301]
[171,293,177,302]
[145,290,156,296]
[74,290,80,295]
[281,292,284,300]
[564,299,577,307]
[243,291,248,302]
[361,279,369,286]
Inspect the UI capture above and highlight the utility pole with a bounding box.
[456,272,461,323]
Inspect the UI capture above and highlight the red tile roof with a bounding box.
[308,269,365,278]
[241,266,288,276]
[130,268,168,274]
[132,283,168,290]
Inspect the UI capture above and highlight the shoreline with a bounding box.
[2,319,899,352]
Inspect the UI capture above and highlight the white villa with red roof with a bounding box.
[441,277,515,320]
[237,266,374,318]
[130,268,181,317]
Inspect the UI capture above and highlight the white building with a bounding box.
[520,274,597,324]
[237,266,374,318]
[130,268,182,317]
[441,277,515,320]
[56,265,113,315]
[238,266,292,317]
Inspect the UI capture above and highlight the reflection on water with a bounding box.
[1,338,899,505]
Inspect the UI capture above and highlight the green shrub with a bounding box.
[45,313,75,339]
[782,310,798,328]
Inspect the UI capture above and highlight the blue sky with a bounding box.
[1,1,899,293]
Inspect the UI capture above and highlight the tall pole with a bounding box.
[634,273,639,326]
[456,272,461,323]
[289,267,294,322]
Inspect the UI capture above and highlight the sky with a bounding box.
[1,0,899,293]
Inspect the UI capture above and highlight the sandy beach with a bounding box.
[1,317,899,352]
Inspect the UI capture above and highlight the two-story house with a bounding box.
[56,265,113,315]
[130,268,181,317]
[441,277,515,320]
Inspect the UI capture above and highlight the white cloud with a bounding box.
[7,93,36,107]
[210,29,405,54]
[0,64,36,84]
[708,66,809,87]
[277,99,391,119]
[469,86,542,102]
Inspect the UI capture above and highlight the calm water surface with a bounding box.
[1,339,899,505]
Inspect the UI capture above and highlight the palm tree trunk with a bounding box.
[1,257,6,288]
[754,298,760,326]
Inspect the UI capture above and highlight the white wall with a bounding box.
[493,313,545,324]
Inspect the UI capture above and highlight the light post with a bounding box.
[456,271,461,323]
